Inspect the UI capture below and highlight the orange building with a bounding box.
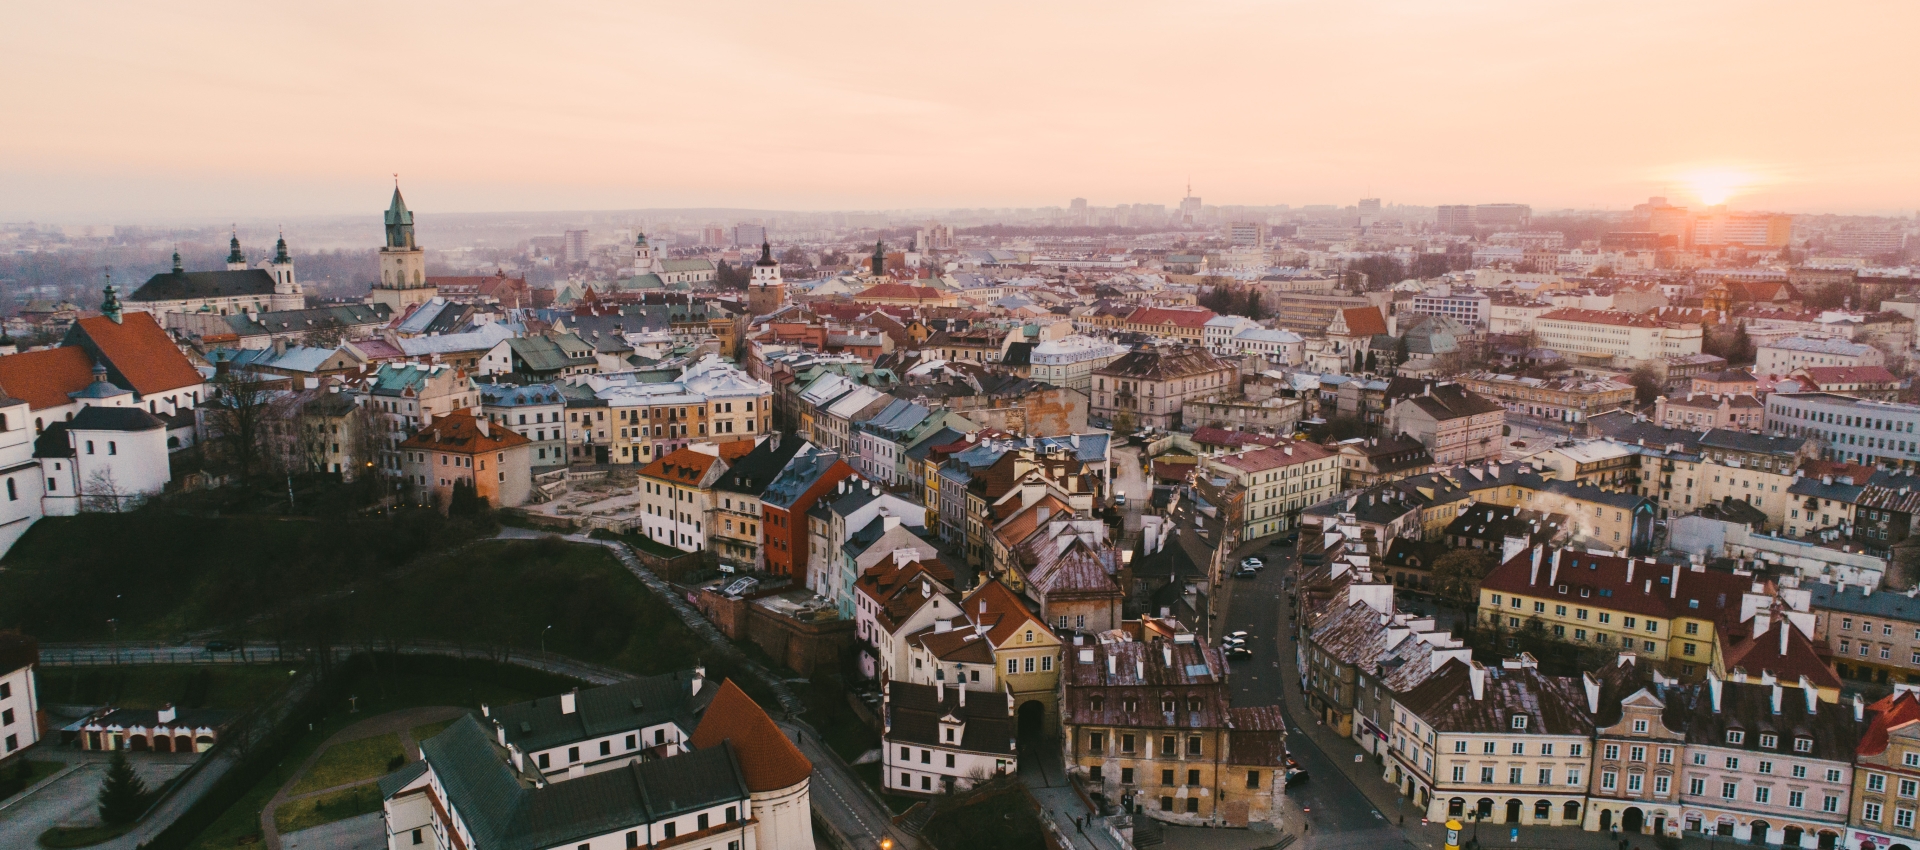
[398,412,533,509]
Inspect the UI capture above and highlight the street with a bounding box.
[1218,538,1416,850]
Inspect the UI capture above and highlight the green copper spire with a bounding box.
[171,248,182,274]
[100,268,122,324]
[384,182,416,250]
[274,229,290,264]
[227,228,245,265]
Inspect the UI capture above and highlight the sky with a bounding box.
[2,1,1915,221]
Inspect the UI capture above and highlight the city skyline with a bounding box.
[2,1,1916,219]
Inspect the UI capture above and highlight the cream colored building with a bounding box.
[1534,309,1703,368]
[1202,440,1341,539]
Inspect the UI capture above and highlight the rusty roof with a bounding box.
[397,412,533,454]
[1401,659,1594,736]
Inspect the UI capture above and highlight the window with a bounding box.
[1482,767,1495,783]
[1453,766,1466,782]
[1758,760,1773,774]
[1658,747,1673,765]
[1827,769,1844,783]
[1602,771,1618,790]
[1689,778,1705,796]
[1867,802,1885,823]
[1483,741,1496,754]
[1755,786,1771,804]
[537,753,549,769]
[1722,782,1738,800]
[1605,744,1620,760]
[1872,774,1889,792]
[1511,715,1528,730]
[1161,769,1175,786]
[1511,742,1525,755]
[1901,778,1918,799]
[1454,740,1467,753]
[1509,767,1523,784]
[1248,771,1261,789]
[1632,719,1648,733]
[1725,756,1739,770]
[1655,775,1670,795]
[1759,734,1778,749]
[1825,796,1841,814]
[1539,768,1553,786]
[1901,809,1917,830]
[1726,730,1744,745]
[1630,745,1645,762]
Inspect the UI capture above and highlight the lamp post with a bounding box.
[542,624,553,661]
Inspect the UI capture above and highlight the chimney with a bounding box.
[1163,645,1173,669]
[157,703,176,725]
[1708,671,1723,713]
[692,665,706,696]
[1549,549,1561,586]
[495,720,507,747]
[936,678,944,703]
[1771,682,1783,714]
[509,743,526,772]
[1779,619,1790,657]
[1135,659,1145,680]
[1801,675,1816,714]
[1583,672,1600,715]
[958,681,967,707]
[1108,654,1117,676]
[560,688,578,715]
[1625,558,1635,585]
[1529,545,1543,586]
[1469,662,1486,700]
[1671,563,1681,598]
[1856,693,1866,722]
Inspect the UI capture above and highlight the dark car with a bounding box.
[1285,767,1310,787]
[204,640,237,652]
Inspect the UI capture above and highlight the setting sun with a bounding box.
[1679,167,1756,206]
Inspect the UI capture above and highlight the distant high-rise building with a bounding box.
[1472,203,1532,229]
[1226,221,1268,248]
[1436,205,1474,233]
[701,225,726,247]
[1070,197,1088,213]
[1179,184,1203,226]
[1637,197,1691,245]
[1692,207,1792,248]
[733,224,767,247]
[562,230,589,264]
[1358,198,1382,213]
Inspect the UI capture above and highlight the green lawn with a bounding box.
[0,760,63,803]
[288,733,402,796]
[0,509,479,641]
[338,539,708,676]
[273,784,382,834]
[36,666,299,711]
[185,663,580,850]
[37,823,133,848]
[407,718,460,746]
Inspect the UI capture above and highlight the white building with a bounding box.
[1204,316,1262,353]
[1028,335,1129,394]
[1410,285,1492,329]
[882,680,1017,796]
[1230,328,1306,364]
[41,405,171,516]
[0,634,40,760]
[1756,337,1886,375]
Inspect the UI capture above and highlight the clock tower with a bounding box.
[747,240,786,317]
[369,183,436,313]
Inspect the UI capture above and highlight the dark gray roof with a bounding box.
[1698,429,1808,457]
[1808,581,1920,622]
[129,269,277,301]
[886,681,1014,755]
[712,436,803,496]
[1667,679,1859,763]
[412,713,751,850]
[491,670,703,755]
[69,406,167,432]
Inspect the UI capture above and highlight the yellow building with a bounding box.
[1476,548,1753,677]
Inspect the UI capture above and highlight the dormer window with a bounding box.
[1727,730,1745,745]
[1794,738,1812,753]
[1025,630,1034,643]
[1632,720,1649,733]
[1123,698,1138,713]
[1759,734,1778,749]
[1511,715,1529,730]
[1162,699,1175,713]
[945,728,956,742]
[1091,697,1104,711]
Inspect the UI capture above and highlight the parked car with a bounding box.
[1240,557,1264,570]
[1285,767,1310,787]
[1113,494,1127,507]
[1235,567,1258,579]
[1227,646,1252,660]
[1228,631,1250,641]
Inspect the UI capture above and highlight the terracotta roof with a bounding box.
[962,579,1051,648]
[855,558,956,633]
[1208,440,1335,473]
[1717,617,1841,691]
[1479,548,1751,621]
[1338,306,1389,337]
[856,283,947,301]
[71,313,204,397]
[1859,690,1920,756]
[0,346,94,410]
[688,679,812,792]
[640,447,724,486]
[1126,307,1216,329]
[1538,308,1668,328]
[1796,365,1898,385]
[992,495,1073,548]
[397,412,533,454]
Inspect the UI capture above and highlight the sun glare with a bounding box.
[1680,168,1753,206]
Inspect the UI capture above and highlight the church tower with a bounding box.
[869,240,886,278]
[369,183,436,313]
[632,232,663,277]
[225,230,247,271]
[269,230,305,310]
[747,240,785,317]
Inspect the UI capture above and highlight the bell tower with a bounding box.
[225,229,247,271]
[370,181,435,313]
[269,230,305,310]
[632,232,663,277]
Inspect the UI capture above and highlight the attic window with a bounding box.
[1794,737,1812,753]
[1660,576,1670,584]
[1726,730,1745,744]
[1759,734,1778,749]
[1511,715,1529,730]
[1557,584,1568,594]
[1579,588,1591,598]
[1689,599,1700,608]
[1091,697,1104,711]
[1599,589,1613,597]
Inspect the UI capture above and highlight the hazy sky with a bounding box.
[4,1,1915,220]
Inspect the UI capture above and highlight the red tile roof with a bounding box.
[1795,366,1898,385]
[1126,307,1216,330]
[855,283,947,302]
[1859,690,1920,756]
[1480,548,1752,621]
[640,447,724,485]
[72,313,205,397]
[1538,308,1668,328]
[1338,307,1389,336]
[397,412,532,454]
[962,579,1051,647]
[689,679,812,792]
[1718,616,1842,691]
[0,346,94,410]
[1208,440,1334,473]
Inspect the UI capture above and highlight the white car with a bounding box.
[1228,631,1250,641]
[1240,557,1264,570]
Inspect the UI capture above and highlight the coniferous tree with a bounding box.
[98,744,148,825]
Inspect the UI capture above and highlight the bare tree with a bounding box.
[82,468,126,513]
[204,369,290,480]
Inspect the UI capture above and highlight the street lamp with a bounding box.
[881,838,893,850]
[542,625,553,660]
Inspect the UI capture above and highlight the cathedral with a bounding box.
[126,230,305,318]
